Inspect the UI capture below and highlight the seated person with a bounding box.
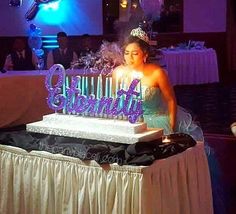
[113,27,203,141]
[46,32,78,69]
[79,34,94,56]
[3,38,37,70]
[113,28,222,213]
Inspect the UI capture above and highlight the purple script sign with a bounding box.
[45,64,143,123]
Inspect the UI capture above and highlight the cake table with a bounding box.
[0,142,213,214]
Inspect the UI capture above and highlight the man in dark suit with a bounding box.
[46,32,78,69]
[3,38,37,70]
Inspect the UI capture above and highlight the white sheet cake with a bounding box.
[27,113,163,144]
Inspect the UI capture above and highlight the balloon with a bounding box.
[28,24,43,50]
[29,24,41,37]
[34,48,44,57]
[28,36,42,50]
[28,24,44,69]
[30,23,37,31]
[35,27,42,36]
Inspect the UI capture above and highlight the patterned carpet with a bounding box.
[174,82,236,135]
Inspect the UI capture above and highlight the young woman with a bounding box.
[113,27,203,141]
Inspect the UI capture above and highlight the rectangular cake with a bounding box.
[27,113,163,144]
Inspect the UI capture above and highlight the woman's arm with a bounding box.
[155,68,177,132]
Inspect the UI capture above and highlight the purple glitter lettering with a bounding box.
[45,66,144,123]
[86,95,98,115]
[46,85,66,111]
[97,97,113,115]
[66,77,81,113]
[74,95,89,113]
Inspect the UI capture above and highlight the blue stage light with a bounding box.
[42,1,60,10]
[42,40,57,43]
[36,0,68,24]
[43,45,59,48]
[42,36,58,50]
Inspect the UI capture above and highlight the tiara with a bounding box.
[130,27,149,44]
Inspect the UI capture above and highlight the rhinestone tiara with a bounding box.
[130,27,149,44]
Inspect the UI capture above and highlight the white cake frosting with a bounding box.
[27,113,163,144]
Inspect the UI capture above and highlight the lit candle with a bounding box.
[85,76,88,96]
[96,74,101,99]
[119,78,123,90]
[91,76,94,95]
[99,74,103,98]
[115,76,119,97]
[140,73,143,100]
[66,76,70,90]
[62,75,67,114]
[77,75,81,92]
[162,135,171,143]
[123,75,128,91]
[62,75,66,97]
[120,74,126,119]
[132,71,143,99]
[131,70,137,82]
[132,71,138,92]
[116,70,123,97]
[109,76,112,97]
[139,78,142,100]
[105,77,109,97]
[81,76,84,95]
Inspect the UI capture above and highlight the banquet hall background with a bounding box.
[0,0,235,83]
[0,0,236,214]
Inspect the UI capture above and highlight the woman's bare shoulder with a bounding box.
[145,63,165,75]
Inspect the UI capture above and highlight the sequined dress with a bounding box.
[142,86,204,141]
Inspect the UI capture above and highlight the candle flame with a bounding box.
[132,70,143,79]
[116,70,123,79]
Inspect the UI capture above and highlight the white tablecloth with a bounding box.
[0,70,94,128]
[161,48,219,85]
[0,142,213,214]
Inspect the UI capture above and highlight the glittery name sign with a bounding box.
[45,64,143,123]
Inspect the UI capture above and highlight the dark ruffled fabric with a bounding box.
[0,131,196,166]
